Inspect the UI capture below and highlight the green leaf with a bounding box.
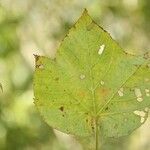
[33,9,150,148]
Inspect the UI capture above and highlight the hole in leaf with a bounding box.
[145,89,150,97]
[80,74,85,80]
[100,80,105,85]
[134,110,146,123]
[118,87,124,97]
[134,88,143,102]
[145,107,149,112]
[137,97,143,102]
[98,44,105,55]
[134,110,145,117]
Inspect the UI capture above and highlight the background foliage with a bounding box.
[0,0,149,150]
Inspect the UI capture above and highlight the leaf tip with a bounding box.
[83,8,88,14]
[82,8,90,17]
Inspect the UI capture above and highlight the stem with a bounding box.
[95,117,99,150]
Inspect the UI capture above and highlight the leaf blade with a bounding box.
[34,10,150,139]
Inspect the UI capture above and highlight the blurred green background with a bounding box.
[0,0,150,150]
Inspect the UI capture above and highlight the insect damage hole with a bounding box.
[134,88,143,102]
[145,107,149,112]
[134,110,146,123]
[80,74,86,80]
[98,44,105,55]
[145,89,150,97]
[100,80,105,85]
[118,88,124,97]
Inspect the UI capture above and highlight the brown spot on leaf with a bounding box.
[105,107,109,111]
[97,88,110,100]
[78,91,86,98]
[92,126,94,130]
[86,118,88,123]
[55,77,59,81]
[59,106,64,112]
[90,117,95,131]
